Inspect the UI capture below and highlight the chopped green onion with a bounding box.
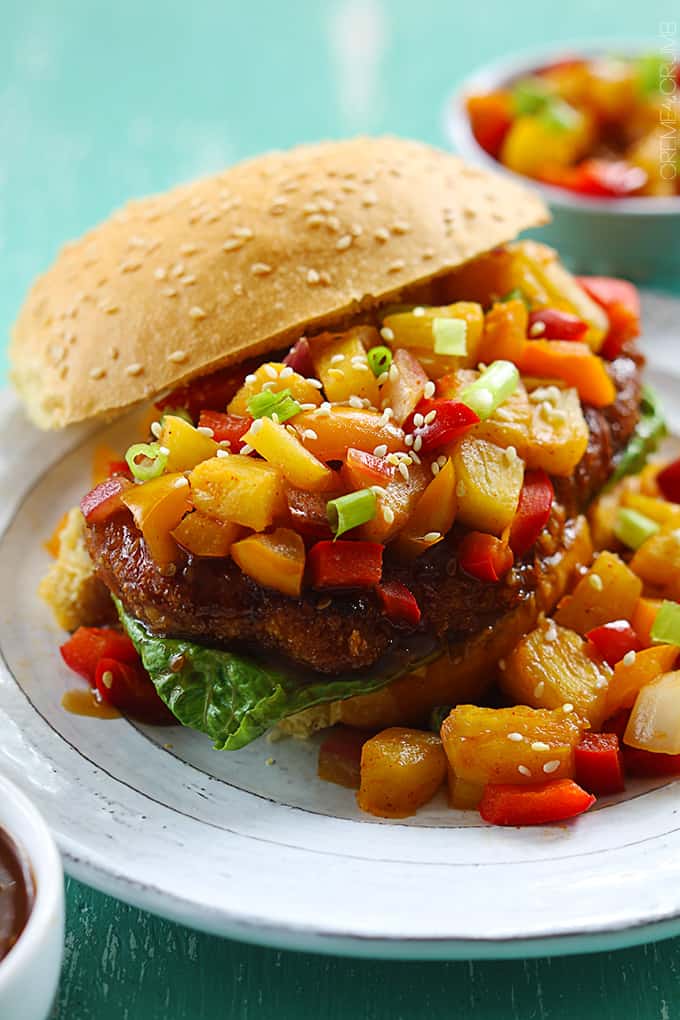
[160,407,193,426]
[500,287,530,308]
[512,76,551,116]
[650,601,680,647]
[614,507,660,550]
[327,489,377,539]
[433,318,467,356]
[367,345,393,377]
[635,53,667,97]
[540,98,580,133]
[460,360,519,421]
[125,442,168,482]
[247,387,302,423]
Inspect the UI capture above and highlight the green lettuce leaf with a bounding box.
[115,599,437,749]
[608,384,667,487]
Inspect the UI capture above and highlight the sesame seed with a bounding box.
[271,412,280,424]
[543,760,561,774]
[125,363,144,376]
[589,574,604,592]
[388,259,405,273]
[306,268,321,284]
[413,413,424,428]
[405,434,414,447]
[218,440,231,449]
[531,741,550,752]
[196,426,215,438]
[316,402,331,417]
[330,353,345,365]
[370,485,387,496]
[544,622,558,642]
[264,364,278,379]
[171,262,185,278]
[529,321,546,337]
[222,238,245,252]
[349,396,363,409]
[308,378,323,389]
[373,444,388,457]
[374,227,390,242]
[392,220,410,234]
[380,327,395,342]
[239,444,254,456]
[423,531,441,542]
[189,306,207,320]
[533,681,545,698]
[507,732,523,742]
[180,274,197,286]
[376,371,389,386]
[158,446,170,456]
[362,191,378,206]
[303,429,318,441]
[505,445,518,462]
[562,703,574,713]
[89,367,106,380]
[383,507,395,525]
[437,455,447,467]
[216,449,230,458]
[280,365,294,378]
[245,373,257,385]
[518,765,532,777]
[161,287,177,297]
[336,235,352,251]
[299,402,317,411]
[431,462,440,477]
[167,350,188,366]
[154,267,167,280]
[424,381,436,399]
[623,651,637,667]
[388,363,399,382]
[380,408,394,424]
[101,670,114,689]
[398,462,409,481]
[424,410,437,425]
[456,480,467,497]
[251,262,273,276]
[249,419,264,435]
[413,436,423,452]
[150,422,162,438]
[234,226,253,238]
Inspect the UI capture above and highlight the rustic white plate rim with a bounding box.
[1,289,680,959]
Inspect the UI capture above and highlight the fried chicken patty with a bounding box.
[86,355,642,675]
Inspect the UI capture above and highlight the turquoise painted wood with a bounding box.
[2,1,679,1016]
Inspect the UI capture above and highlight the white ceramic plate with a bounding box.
[2,291,680,960]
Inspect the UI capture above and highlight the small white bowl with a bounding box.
[445,40,680,284]
[0,774,64,1020]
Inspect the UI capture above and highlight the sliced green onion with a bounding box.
[512,76,551,116]
[125,442,168,482]
[433,318,467,356]
[540,98,579,133]
[614,507,660,550]
[327,489,376,539]
[650,600,680,647]
[367,345,393,377]
[247,387,302,423]
[460,360,519,421]
[500,287,530,308]
[160,407,193,426]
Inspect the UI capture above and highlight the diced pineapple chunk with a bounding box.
[231,528,305,598]
[357,728,447,818]
[378,348,428,425]
[441,704,584,786]
[190,456,284,531]
[293,407,406,462]
[452,436,524,536]
[555,551,642,634]
[244,416,333,491]
[622,491,680,528]
[310,327,381,405]
[526,386,589,477]
[394,458,457,558]
[121,473,192,568]
[445,247,550,308]
[447,769,484,810]
[382,302,485,370]
[160,415,218,472]
[501,111,592,177]
[630,524,680,600]
[502,621,612,727]
[228,363,322,415]
[171,512,243,558]
[358,460,428,543]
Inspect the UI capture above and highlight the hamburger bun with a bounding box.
[10,136,547,429]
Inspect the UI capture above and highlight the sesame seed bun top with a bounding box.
[10,136,548,429]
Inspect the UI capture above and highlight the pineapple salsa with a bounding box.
[59,239,679,826]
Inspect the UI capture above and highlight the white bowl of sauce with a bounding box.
[0,774,64,1019]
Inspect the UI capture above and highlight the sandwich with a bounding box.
[11,137,658,763]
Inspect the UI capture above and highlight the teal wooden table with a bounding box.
[2,2,679,1016]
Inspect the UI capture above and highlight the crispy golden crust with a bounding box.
[11,137,547,429]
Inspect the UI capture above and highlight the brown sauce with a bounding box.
[0,828,34,962]
[61,688,120,719]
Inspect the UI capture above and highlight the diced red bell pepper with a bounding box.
[80,476,133,524]
[308,540,383,589]
[60,627,140,685]
[479,779,596,826]
[657,457,680,504]
[197,411,253,453]
[375,580,422,627]
[509,469,554,558]
[567,160,647,199]
[283,337,315,377]
[95,658,175,726]
[466,92,513,158]
[622,746,680,778]
[576,275,641,359]
[458,532,514,583]
[107,460,133,480]
[317,726,371,789]
[527,308,588,341]
[586,620,643,668]
[286,487,337,540]
[157,359,260,418]
[406,399,480,454]
[574,732,625,795]
[342,448,394,489]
